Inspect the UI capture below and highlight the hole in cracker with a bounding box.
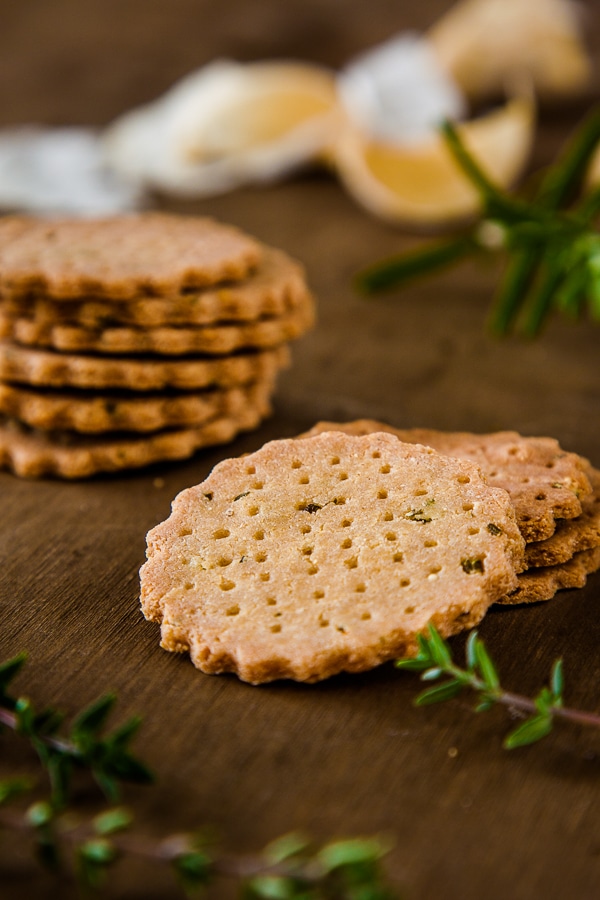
[213,528,230,539]
[254,529,265,540]
[393,553,404,563]
[330,456,340,465]
[380,464,391,474]
[414,488,428,497]
[462,503,474,512]
[377,489,388,500]
[341,519,352,527]
[536,493,547,501]
[355,583,366,593]
[372,450,381,459]
[266,597,277,605]
[217,557,232,567]
[521,477,530,484]
[253,481,263,490]
[334,497,346,506]
[300,525,312,534]
[248,506,260,516]
[341,538,352,549]
[184,582,193,591]
[508,447,518,455]
[255,552,267,562]
[385,532,397,541]
[400,578,411,587]
[424,539,438,547]
[226,605,240,616]
[345,557,358,569]
[384,511,393,522]
[314,589,325,599]
[246,465,256,475]
[301,546,313,556]
[299,475,310,484]
[468,527,480,536]
[307,564,319,575]
[291,459,302,469]
[429,565,442,575]
[404,605,415,614]
[319,618,329,627]
[457,475,470,484]
[220,579,235,590]
[339,472,349,481]
[546,461,555,469]
[179,527,193,537]
[271,624,282,633]
[361,612,371,620]
[260,573,270,582]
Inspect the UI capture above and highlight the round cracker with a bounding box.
[301,421,593,542]
[0,340,289,391]
[0,213,261,300]
[140,431,524,684]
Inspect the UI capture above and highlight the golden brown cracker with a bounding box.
[0,340,290,391]
[0,396,271,478]
[0,247,308,328]
[0,293,315,356]
[140,431,524,683]
[0,213,262,300]
[301,421,592,542]
[498,546,600,605]
[0,378,275,434]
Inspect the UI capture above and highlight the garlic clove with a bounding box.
[428,0,591,101]
[331,93,535,227]
[103,60,340,196]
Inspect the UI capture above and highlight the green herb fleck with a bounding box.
[234,492,250,502]
[404,509,432,524]
[461,557,484,574]
[486,523,503,536]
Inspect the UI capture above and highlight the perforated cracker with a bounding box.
[0,340,289,391]
[140,431,525,684]
[0,378,275,434]
[301,421,592,542]
[498,546,600,605]
[0,292,315,356]
[524,467,600,568]
[0,395,271,478]
[0,214,262,300]
[0,247,308,328]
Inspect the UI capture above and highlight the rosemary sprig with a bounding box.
[396,625,600,749]
[356,108,600,337]
[0,652,396,897]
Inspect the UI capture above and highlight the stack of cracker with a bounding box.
[140,423,599,684]
[0,213,314,478]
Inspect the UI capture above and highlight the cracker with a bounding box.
[0,247,308,328]
[0,213,262,300]
[301,421,592,542]
[0,340,289,391]
[0,396,271,478]
[523,466,600,567]
[0,378,275,434]
[140,431,524,684]
[0,292,315,356]
[498,546,600,606]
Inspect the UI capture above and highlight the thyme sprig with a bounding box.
[396,625,600,749]
[0,652,396,897]
[356,108,600,336]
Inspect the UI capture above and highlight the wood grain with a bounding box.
[1,2,600,897]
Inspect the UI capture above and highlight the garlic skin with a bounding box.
[428,0,591,101]
[103,60,340,196]
[337,33,466,145]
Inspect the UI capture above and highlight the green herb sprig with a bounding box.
[396,625,600,749]
[0,652,396,897]
[356,108,600,337]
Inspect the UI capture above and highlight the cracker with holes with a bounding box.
[301,421,593,542]
[140,431,525,684]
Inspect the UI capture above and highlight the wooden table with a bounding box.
[2,2,600,897]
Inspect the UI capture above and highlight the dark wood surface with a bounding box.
[2,2,600,897]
